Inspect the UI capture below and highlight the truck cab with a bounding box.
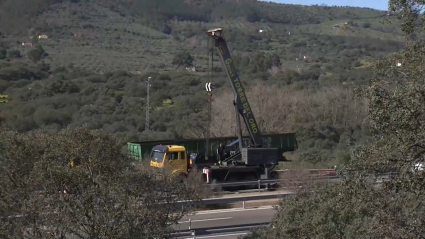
[149,145,192,176]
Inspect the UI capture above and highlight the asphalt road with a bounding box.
[172,206,275,239]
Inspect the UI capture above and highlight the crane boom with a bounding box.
[207,28,263,147]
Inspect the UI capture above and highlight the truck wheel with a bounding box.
[176,173,187,183]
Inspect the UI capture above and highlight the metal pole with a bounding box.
[145,76,151,131]
[206,92,211,157]
[206,41,213,159]
[235,102,243,150]
[258,179,261,192]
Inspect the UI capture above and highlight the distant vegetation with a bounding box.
[0,0,404,167]
[0,0,386,33]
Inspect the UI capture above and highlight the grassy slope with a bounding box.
[28,2,179,72]
[3,1,401,73]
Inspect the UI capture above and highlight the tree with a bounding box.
[6,49,20,59]
[0,127,207,238]
[171,51,194,67]
[269,53,281,67]
[362,22,371,28]
[211,81,367,137]
[27,44,46,63]
[27,49,43,62]
[0,47,6,59]
[158,24,172,34]
[242,0,425,238]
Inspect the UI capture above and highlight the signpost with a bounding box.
[0,94,8,103]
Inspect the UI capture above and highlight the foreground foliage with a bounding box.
[0,127,207,238]
[242,0,425,238]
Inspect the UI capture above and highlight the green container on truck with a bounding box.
[127,133,297,162]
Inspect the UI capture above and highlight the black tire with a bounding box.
[270,171,279,179]
[223,174,241,191]
[268,171,279,190]
[243,173,259,190]
[175,173,187,183]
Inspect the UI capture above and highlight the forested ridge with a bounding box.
[0,0,385,32]
[0,0,404,167]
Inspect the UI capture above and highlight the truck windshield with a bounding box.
[151,150,165,162]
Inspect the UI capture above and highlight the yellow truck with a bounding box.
[149,145,193,177]
[148,144,279,185]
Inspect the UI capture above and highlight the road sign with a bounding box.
[0,94,8,103]
[205,82,214,92]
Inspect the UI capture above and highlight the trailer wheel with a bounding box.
[270,171,279,179]
[268,171,279,190]
[243,173,258,190]
[223,175,241,191]
[210,179,222,192]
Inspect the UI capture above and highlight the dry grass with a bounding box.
[277,169,333,190]
[195,81,369,138]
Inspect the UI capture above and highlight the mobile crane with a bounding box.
[148,28,282,185]
[205,28,278,166]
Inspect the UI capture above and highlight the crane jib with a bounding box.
[215,38,263,146]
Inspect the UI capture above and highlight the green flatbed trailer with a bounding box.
[127,133,298,162]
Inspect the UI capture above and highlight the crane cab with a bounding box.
[149,145,190,176]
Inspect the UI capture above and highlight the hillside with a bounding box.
[0,0,402,72]
[0,0,404,166]
[0,0,387,31]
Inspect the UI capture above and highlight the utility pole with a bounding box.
[207,91,212,156]
[205,82,214,158]
[205,40,214,159]
[145,76,151,131]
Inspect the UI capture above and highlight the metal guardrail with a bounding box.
[3,175,338,220]
[173,174,393,208]
[276,169,335,172]
[210,175,340,190]
[203,192,293,204]
[165,172,393,238]
[169,223,269,238]
[158,175,340,208]
[6,174,390,221]
[212,179,280,188]
[172,191,294,208]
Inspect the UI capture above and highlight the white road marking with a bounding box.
[183,232,248,239]
[178,217,232,224]
[194,205,274,215]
